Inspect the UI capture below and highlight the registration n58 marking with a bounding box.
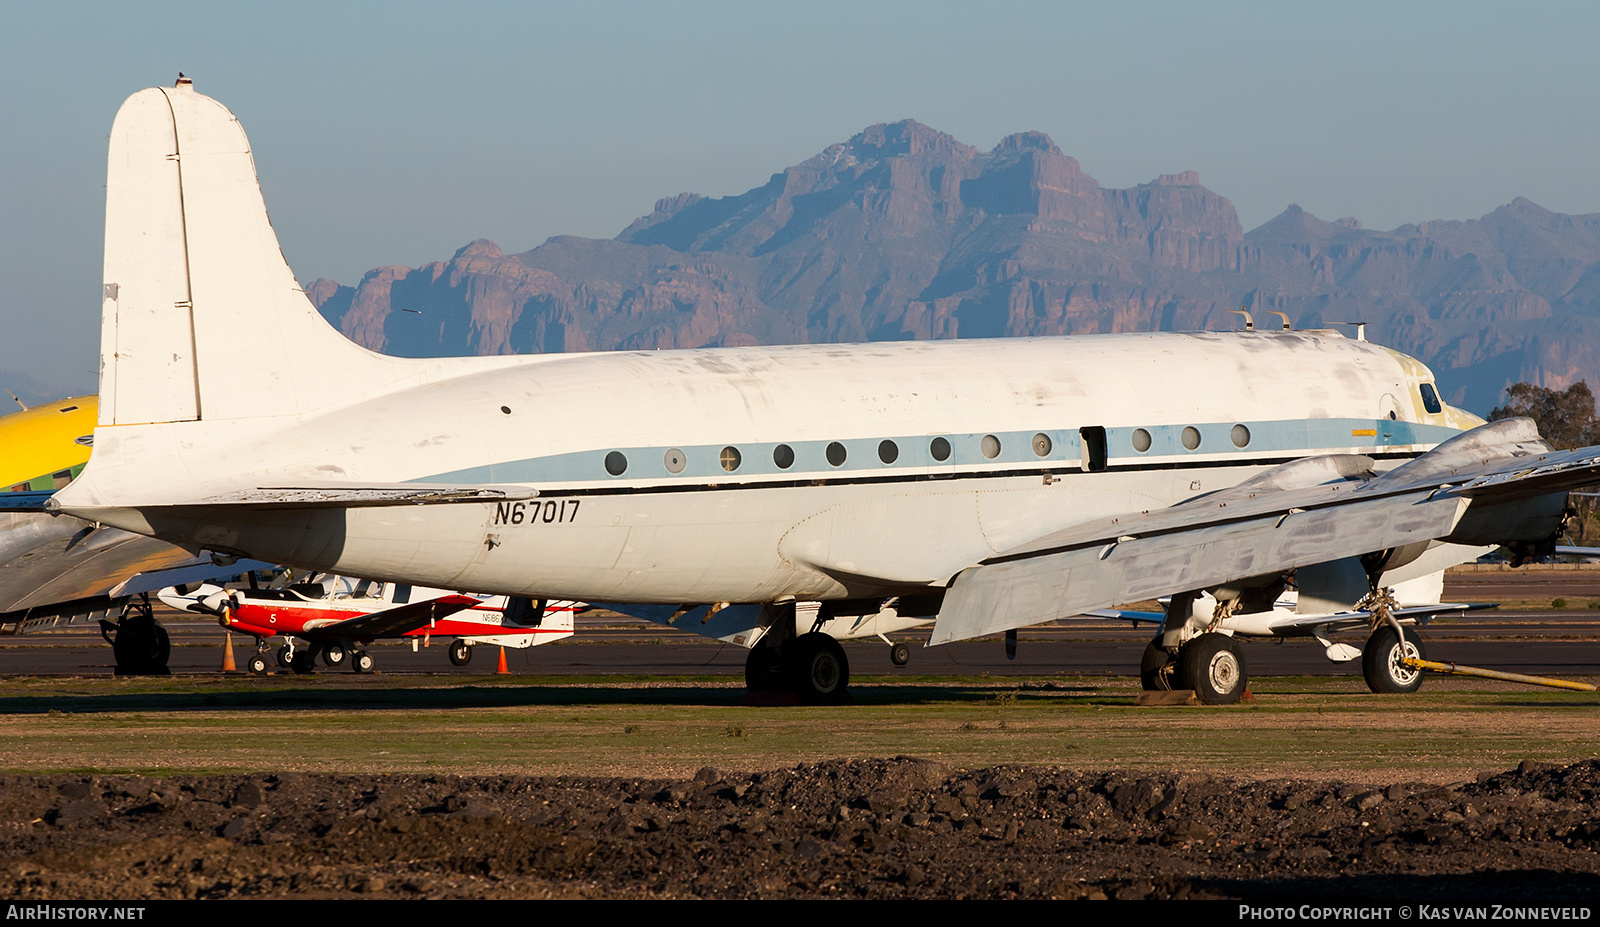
[494,500,580,526]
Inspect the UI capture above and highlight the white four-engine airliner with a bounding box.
[51,79,1600,702]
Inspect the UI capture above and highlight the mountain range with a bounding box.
[309,120,1600,414]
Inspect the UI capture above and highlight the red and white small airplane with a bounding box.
[160,576,578,675]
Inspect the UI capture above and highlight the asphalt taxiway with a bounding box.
[1,568,1598,683]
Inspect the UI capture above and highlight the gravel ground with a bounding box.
[3,758,1600,900]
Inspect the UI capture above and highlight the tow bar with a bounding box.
[1402,657,1597,692]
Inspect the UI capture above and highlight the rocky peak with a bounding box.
[992,131,1061,155]
[1153,171,1200,187]
[452,239,504,261]
[848,120,975,161]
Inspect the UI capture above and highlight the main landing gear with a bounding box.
[745,605,852,704]
[745,632,850,703]
[282,639,375,675]
[1141,631,1248,704]
[99,594,171,676]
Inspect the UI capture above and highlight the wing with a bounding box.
[0,511,198,613]
[932,418,1600,644]
[1262,601,1496,636]
[303,595,481,640]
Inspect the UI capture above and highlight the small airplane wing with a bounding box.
[1080,608,1164,625]
[303,595,481,640]
[1263,601,1497,635]
[933,419,1600,644]
[594,601,771,647]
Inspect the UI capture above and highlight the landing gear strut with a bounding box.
[1140,639,1180,691]
[99,594,171,676]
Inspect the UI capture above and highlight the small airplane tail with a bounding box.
[99,77,399,428]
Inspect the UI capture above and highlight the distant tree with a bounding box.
[1488,381,1598,450]
[1490,382,1600,547]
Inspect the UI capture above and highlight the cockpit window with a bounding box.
[1419,383,1443,414]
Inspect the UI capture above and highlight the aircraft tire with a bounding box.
[786,633,850,704]
[323,643,347,667]
[1140,639,1176,691]
[890,642,911,667]
[247,654,269,676]
[1362,626,1426,694]
[448,639,472,666]
[1179,633,1246,705]
[275,644,294,668]
[353,650,375,674]
[111,618,171,676]
[290,649,317,674]
[744,645,783,691]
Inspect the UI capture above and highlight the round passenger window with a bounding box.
[663,448,686,474]
[826,442,847,466]
[1032,433,1052,457]
[1230,424,1251,448]
[1132,428,1152,453]
[878,440,898,464]
[773,444,795,469]
[930,437,951,461]
[1181,427,1201,450]
[604,451,628,476]
[719,446,742,472]
[980,435,1001,459]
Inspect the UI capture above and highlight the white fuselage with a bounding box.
[62,330,1477,605]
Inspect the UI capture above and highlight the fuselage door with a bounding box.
[1080,426,1108,472]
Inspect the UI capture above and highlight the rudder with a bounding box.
[99,78,393,428]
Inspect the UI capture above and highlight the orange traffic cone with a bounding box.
[496,646,510,675]
[221,630,237,672]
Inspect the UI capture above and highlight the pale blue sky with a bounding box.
[4,1,1598,400]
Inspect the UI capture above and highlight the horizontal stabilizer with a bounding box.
[55,484,537,511]
[0,492,57,512]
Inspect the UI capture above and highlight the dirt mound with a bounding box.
[3,758,1600,899]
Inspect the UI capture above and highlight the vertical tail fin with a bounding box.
[100,79,392,427]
